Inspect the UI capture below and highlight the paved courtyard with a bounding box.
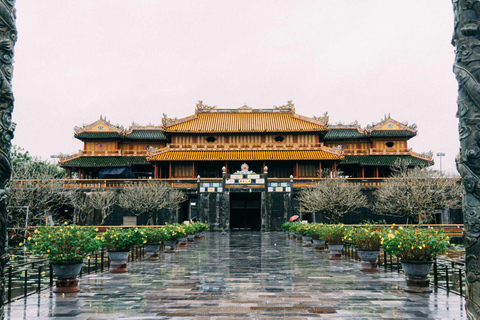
[5,231,466,319]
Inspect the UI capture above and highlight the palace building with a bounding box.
[59,101,433,230]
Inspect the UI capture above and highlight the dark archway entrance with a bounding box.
[230,192,261,230]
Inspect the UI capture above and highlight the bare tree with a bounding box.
[373,160,462,223]
[89,190,117,225]
[70,190,93,224]
[298,171,368,223]
[117,181,185,225]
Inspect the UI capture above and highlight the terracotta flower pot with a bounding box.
[51,262,83,293]
[144,244,161,260]
[328,244,344,260]
[108,251,130,273]
[401,260,433,293]
[356,249,380,272]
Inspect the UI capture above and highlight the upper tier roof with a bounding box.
[163,101,329,133]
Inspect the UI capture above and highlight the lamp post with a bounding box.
[436,152,445,172]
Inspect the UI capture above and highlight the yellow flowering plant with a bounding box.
[347,225,383,250]
[324,224,349,245]
[25,225,102,264]
[381,226,450,262]
[309,223,328,240]
[101,227,146,251]
[139,227,168,244]
[162,223,187,240]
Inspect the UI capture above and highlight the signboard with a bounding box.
[225,163,266,188]
[267,182,292,193]
[199,182,223,193]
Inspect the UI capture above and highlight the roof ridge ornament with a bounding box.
[162,113,177,128]
[196,100,216,112]
[274,100,295,112]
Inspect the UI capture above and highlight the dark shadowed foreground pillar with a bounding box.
[0,1,16,319]
[453,1,480,319]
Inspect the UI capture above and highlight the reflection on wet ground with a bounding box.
[5,231,466,319]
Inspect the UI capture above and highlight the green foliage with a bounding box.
[162,223,187,240]
[281,222,293,231]
[308,223,328,240]
[193,222,209,232]
[381,226,450,262]
[25,224,102,263]
[139,227,168,244]
[183,223,197,235]
[101,227,147,251]
[324,224,349,244]
[346,224,384,250]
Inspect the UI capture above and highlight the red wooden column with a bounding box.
[375,167,379,178]
[333,162,337,177]
[318,161,322,177]
[154,164,158,179]
[295,161,299,178]
[361,166,365,178]
[192,162,196,178]
[159,166,162,179]
[169,163,172,178]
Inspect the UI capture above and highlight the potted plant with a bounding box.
[301,223,317,246]
[382,226,450,293]
[184,223,197,241]
[25,224,102,293]
[325,224,348,260]
[140,227,168,260]
[310,223,328,249]
[348,224,383,271]
[196,222,209,237]
[101,227,146,273]
[162,223,187,252]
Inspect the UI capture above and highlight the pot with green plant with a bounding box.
[140,227,168,260]
[163,223,187,252]
[184,223,197,241]
[301,223,316,246]
[25,224,102,293]
[348,224,384,272]
[325,224,348,260]
[102,227,146,273]
[382,226,450,293]
[310,223,327,249]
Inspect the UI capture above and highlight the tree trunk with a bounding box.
[452,2,480,319]
[0,2,16,318]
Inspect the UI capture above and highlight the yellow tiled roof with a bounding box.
[165,112,327,133]
[148,149,343,161]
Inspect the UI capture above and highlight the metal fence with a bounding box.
[343,242,465,296]
[3,246,146,304]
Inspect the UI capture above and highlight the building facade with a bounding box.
[59,102,433,230]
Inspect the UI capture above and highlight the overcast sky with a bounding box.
[12,1,459,173]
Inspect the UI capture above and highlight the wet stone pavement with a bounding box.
[5,232,466,319]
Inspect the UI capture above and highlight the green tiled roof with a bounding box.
[369,130,416,138]
[341,155,432,166]
[125,130,167,140]
[324,129,365,139]
[74,132,123,139]
[60,156,150,168]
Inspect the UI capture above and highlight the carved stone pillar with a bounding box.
[452,1,480,318]
[0,2,16,319]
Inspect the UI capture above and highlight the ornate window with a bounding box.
[206,136,216,143]
[274,136,284,142]
[386,142,394,148]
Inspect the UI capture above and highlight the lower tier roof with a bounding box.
[341,155,432,166]
[60,156,150,168]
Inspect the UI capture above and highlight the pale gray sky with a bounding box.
[12,1,458,172]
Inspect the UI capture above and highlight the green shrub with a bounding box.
[102,227,146,251]
[25,224,102,263]
[140,227,168,244]
[382,226,450,262]
[324,224,348,245]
